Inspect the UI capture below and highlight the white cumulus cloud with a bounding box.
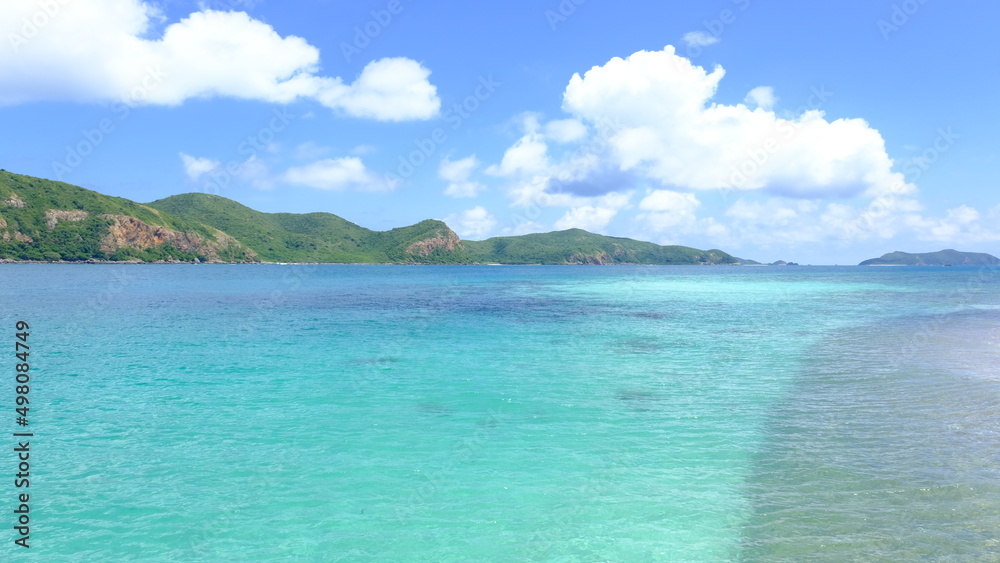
[180,153,220,181]
[639,190,700,212]
[282,157,396,191]
[553,206,618,232]
[486,131,550,177]
[483,46,962,254]
[0,1,439,120]
[557,45,913,199]
[744,86,776,110]
[545,119,588,143]
[313,58,440,121]
[440,155,486,198]
[445,206,497,239]
[906,205,1000,242]
[636,190,701,232]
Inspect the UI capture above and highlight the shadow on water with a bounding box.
[608,337,691,355]
[614,388,661,402]
[614,388,663,412]
[740,310,1000,562]
[416,402,452,416]
[344,357,402,370]
[626,311,672,320]
[613,338,666,354]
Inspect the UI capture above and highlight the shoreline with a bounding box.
[0,260,751,266]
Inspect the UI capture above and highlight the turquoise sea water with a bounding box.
[2,265,999,561]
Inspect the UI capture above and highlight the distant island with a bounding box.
[0,170,740,265]
[859,249,1000,266]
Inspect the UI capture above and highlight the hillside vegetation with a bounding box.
[0,170,253,262]
[149,193,474,263]
[463,229,736,265]
[1,170,740,265]
[859,249,1000,266]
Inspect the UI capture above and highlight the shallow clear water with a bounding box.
[2,265,998,561]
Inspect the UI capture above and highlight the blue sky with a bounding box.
[1,0,997,264]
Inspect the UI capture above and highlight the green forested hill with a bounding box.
[148,193,473,263]
[0,170,253,262]
[859,249,1000,266]
[1,170,740,265]
[148,193,371,263]
[463,229,736,265]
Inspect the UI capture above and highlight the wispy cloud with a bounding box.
[282,157,397,191]
[682,31,719,48]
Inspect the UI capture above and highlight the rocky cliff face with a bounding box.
[567,251,613,265]
[565,246,635,264]
[45,209,89,230]
[405,227,463,258]
[1,230,32,243]
[0,213,31,242]
[99,214,257,262]
[2,195,26,208]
